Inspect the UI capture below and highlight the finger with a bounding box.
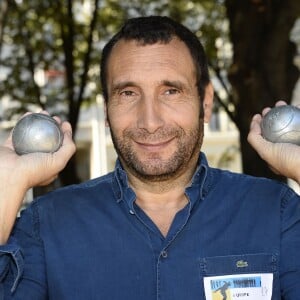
[262,107,271,116]
[51,122,76,168]
[249,114,262,135]
[275,100,287,106]
[60,121,74,146]
[262,101,287,116]
[38,110,51,116]
[247,115,272,161]
[52,115,64,125]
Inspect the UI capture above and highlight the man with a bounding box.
[0,16,299,299]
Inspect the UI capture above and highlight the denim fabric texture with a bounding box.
[0,153,299,299]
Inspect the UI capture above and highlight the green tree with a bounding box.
[224,0,300,179]
[0,0,299,188]
[160,0,300,180]
[0,0,228,188]
[0,0,108,186]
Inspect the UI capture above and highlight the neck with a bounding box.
[126,159,197,208]
[125,158,197,196]
[132,179,190,237]
[123,158,198,237]
[135,186,188,211]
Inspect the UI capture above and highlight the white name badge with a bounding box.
[203,273,273,300]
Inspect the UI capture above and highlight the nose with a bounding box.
[137,97,164,133]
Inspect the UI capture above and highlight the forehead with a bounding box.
[106,38,196,82]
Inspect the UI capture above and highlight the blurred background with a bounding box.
[0,0,300,200]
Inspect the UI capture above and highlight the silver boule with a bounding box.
[12,113,63,155]
[261,105,300,145]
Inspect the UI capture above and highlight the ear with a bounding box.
[203,82,214,123]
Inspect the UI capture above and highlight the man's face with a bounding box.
[106,38,212,182]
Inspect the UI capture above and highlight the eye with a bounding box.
[120,90,135,97]
[165,88,180,95]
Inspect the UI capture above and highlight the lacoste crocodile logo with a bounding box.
[236,260,248,268]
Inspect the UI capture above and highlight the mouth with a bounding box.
[135,137,175,151]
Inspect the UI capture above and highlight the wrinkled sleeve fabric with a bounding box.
[280,188,300,298]
[0,201,47,299]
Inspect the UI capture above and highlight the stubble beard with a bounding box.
[109,123,204,183]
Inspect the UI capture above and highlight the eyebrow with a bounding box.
[110,79,186,95]
[161,80,185,90]
[109,81,138,96]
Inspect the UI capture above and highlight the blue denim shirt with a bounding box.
[0,153,299,299]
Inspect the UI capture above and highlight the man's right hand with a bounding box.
[248,101,300,185]
[0,114,76,244]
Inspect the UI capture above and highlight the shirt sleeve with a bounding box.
[0,202,47,299]
[0,237,24,293]
[280,188,300,298]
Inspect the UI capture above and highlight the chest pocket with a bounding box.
[199,253,279,299]
[199,253,277,275]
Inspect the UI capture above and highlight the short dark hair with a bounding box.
[100,16,210,103]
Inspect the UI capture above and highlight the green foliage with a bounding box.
[0,0,228,123]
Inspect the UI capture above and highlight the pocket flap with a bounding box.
[200,253,277,276]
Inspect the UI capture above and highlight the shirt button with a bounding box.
[129,210,135,215]
[161,250,168,258]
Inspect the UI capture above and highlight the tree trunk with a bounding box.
[54,0,99,188]
[225,0,300,179]
[0,0,9,57]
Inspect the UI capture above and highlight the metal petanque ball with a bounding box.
[12,113,63,155]
[261,105,300,145]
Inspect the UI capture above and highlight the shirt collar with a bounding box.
[112,152,212,209]
[185,152,211,206]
